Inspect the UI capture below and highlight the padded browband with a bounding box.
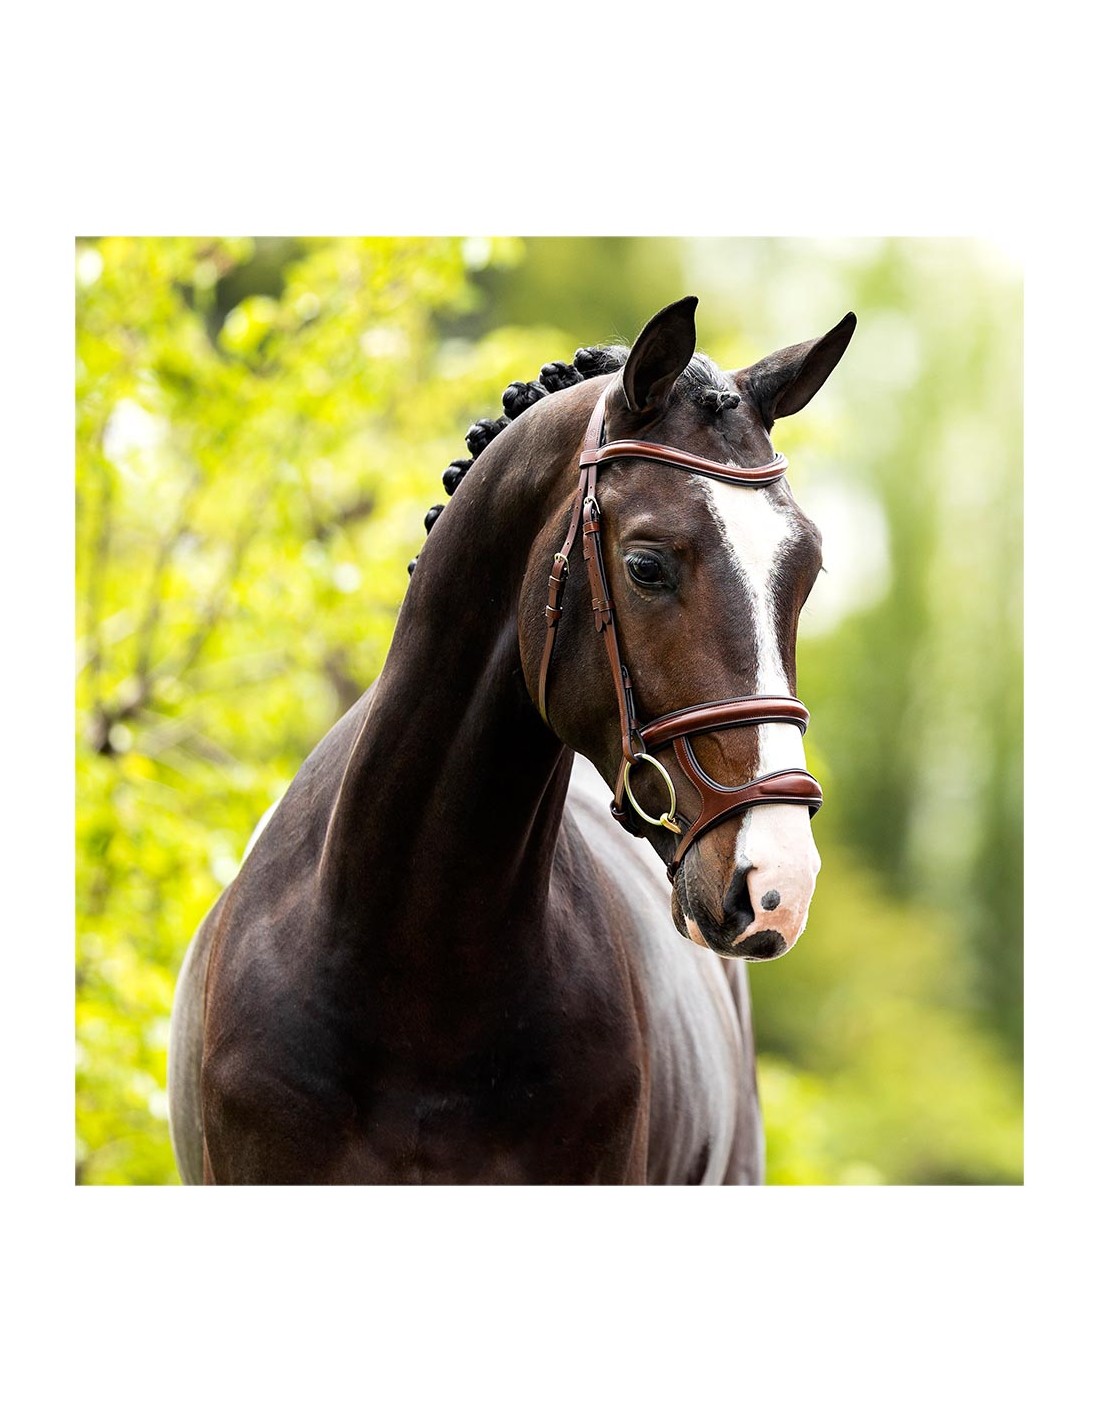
[580,439,788,486]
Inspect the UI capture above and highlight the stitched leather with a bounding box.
[641,695,810,748]
[666,755,822,877]
[580,439,788,487]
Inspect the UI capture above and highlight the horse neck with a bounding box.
[318,401,583,963]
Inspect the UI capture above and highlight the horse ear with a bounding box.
[621,296,699,413]
[737,312,857,430]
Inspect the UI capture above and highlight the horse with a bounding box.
[167,295,855,1184]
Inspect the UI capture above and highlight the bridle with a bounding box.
[537,384,823,883]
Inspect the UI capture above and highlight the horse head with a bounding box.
[516,298,855,960]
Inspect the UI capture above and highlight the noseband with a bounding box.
[537,386,823,882]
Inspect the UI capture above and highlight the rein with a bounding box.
[537,386,823,882]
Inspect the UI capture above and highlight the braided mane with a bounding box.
[409,345,734,575]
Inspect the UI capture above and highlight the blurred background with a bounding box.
[75,236,1022,1185]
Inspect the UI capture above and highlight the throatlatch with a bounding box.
[537,386,823,883]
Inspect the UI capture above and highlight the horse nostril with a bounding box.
[761,889,781,911]
[722,865,755,939]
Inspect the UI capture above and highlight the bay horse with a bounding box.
[168,296,855,1184]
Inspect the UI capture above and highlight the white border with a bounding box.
[4,0,1091,1412]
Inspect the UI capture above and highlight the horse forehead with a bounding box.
[696,478,797,582]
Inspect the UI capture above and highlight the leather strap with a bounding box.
[614,695,823,880]
[581,490,640,764]
[664,747,822,880]
[641,695,810,748]
[536,393,607,725]
[580,439,788,487]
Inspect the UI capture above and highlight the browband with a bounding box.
[579,439,788,487]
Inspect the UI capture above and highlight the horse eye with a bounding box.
[625,552,666,587]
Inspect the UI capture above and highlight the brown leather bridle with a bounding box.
[537,386,823,882]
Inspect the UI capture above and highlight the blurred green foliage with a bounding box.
[76,236,1022,1184]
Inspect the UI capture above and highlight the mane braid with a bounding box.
[407,342,734,576]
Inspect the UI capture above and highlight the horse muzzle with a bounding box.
[672,802,821,960]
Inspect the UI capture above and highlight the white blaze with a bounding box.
[700,479,821,948]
